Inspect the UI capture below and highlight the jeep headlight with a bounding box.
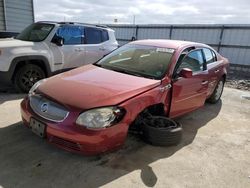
[76,107,125,129]
[28,79,47,96]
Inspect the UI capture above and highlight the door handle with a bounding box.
[201,81,208,85]
[214,69,220,73]
[99,47,106,51]
[74,48,84,52]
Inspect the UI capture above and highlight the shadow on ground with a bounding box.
[0,85,25,104]
[0,93,25,105]
[0,101,222,188]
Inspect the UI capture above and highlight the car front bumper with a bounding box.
[20,97,129,155]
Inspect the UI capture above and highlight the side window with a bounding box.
[56,26,84,45]
[85,27,102,44]
[177,50,204,73]
[203,48,216,64]
[102,30,109,42]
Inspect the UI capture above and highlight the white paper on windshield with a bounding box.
[156,48,175,53]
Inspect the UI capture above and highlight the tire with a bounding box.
[207,78,225,104]
[142,116,182,146]
[14,64,45,93]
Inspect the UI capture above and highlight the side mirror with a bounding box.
[51,35,64,46]
[179,68,193,78]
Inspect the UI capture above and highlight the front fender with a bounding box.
[120,85,171,126]
[9,55,51,80]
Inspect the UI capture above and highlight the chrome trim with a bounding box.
[29,95,69,123]
[35,111,69,123]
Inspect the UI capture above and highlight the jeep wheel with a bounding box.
[14,64,45,93]
[207,78,225,104]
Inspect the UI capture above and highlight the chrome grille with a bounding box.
[29,95,69,122]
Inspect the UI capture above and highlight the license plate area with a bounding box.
[30,118,46,138]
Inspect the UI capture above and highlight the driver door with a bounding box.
[50,25,85,69]
[169,49,209,118]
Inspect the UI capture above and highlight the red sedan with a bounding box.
[20,40,229,155]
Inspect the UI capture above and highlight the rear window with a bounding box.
[203,48,217,64]
[85,27,102,44]
[102,30,109,42]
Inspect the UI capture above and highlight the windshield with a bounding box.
[16,23,54,42]
[97,44,174,79]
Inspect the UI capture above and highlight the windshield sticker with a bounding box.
[156,48,175,53]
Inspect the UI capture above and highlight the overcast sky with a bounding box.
[34,0,250,24]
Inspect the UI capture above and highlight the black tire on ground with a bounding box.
[142,116,182,146]
[14,64,45,93]
[207,77,225,104]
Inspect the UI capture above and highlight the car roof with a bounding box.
[130,39,206,49]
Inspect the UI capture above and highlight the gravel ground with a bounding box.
[226,74,250,91]
[0,87,250,188]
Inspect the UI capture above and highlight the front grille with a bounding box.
[49,136,81,151]
[29,95,69,122]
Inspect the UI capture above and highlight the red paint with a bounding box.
[20,40,229,155]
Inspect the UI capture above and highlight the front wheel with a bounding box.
[207,78,225,104]
[14,64,45,93]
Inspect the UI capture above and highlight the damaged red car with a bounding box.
[20,39,229,155]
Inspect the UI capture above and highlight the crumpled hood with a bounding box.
[0,38,34,48]
[38,64,161,109]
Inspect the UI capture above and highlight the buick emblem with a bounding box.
[41,103,49,113]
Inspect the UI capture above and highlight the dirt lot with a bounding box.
[0,87,250,188]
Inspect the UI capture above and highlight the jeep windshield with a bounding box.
[96,44,174,79]
[16,23,54,42]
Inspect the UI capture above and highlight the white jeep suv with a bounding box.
[0,21,118,92]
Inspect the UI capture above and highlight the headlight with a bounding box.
[28,79,47,96]
[76,107,125,129]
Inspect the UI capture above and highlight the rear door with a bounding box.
[169,49,209,118]
[203,48,221,96]
[83,27,109,64]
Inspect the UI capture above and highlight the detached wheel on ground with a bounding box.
[14,64,45,93]
[142,116,182,146]
[207,78,225,104]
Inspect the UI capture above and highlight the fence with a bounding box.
[108,24,250,75]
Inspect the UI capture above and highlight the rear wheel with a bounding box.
[14,64,45,93]
[207,78,225,104]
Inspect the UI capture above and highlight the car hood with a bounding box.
[0,38,34,48]
[38,64,161,110]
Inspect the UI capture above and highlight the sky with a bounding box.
[34,0,250,24]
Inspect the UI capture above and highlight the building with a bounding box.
[0,0,34,32]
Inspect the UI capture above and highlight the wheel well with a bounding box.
[12,59,48,82]
[129,103,165,131]
[144,103,165,116]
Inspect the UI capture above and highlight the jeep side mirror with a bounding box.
[179,68,193,78]
[52,35,64,46]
